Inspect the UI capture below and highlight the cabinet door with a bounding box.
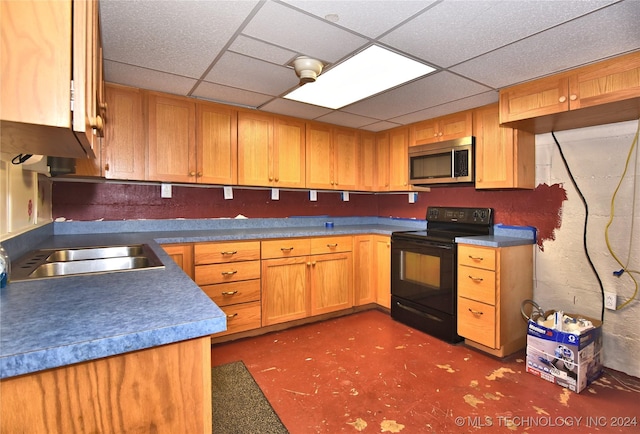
[333,127,358,190]
[197,102,237,185]
[237,111,272,187]
[310,252,353,316]
[305,122,333,189]
[274,117,305,188]
[103,84,146,180]
[262,257,310,325]
[353,235,376,306]
[374,235,391,308]
[161,243,194,279]
[358,132,376,191]
[438,111,472,142]
[375,132,390,190]
[147,93,196,182]
[499,74,570,123]
[570,52,640,110]
[474,104,535,189]
[410,119,439,146]
[388,126,410,191]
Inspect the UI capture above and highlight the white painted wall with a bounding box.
[534,120,640,378]
[0,152,52,240]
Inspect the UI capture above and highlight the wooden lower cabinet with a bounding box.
[457,243,533,357]
[161,243,194,279]
[194,241,262,336]
[262,256,310,326]
[0,337,212,434]
[353,235,391,307]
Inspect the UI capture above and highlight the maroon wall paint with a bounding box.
[52,182,567,249]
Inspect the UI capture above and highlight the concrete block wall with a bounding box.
[534,120,640,378]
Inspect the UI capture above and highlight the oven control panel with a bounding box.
[426,207,492,225]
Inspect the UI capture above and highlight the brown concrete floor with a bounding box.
[211,310,639,433]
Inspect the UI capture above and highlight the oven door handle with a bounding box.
[395,302,444,323]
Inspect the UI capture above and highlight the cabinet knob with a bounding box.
[307,262,311,266]
[90,115,104,131]
[468,308,484,316]
[275,177,279,182]
[221,270,238,276]
[311,261,316,266]
[197,172,203,177]
[433,133,438,137]
[99,102,108,112]
[104,163,110,172]
[226,313,238,319]
[269,177,274,181]
[559,96,567,103]
[280,247,294,252]
[326,243,338,248]
[468,255,484,261]
[221,251,237,255]
[468,275,484,282]
[221,291,238,296]
[189,171,196,176]
[569,94,577,101]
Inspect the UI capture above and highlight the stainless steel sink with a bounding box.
[11,244,165,281]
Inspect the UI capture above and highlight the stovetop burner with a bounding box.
[392,206,494,242]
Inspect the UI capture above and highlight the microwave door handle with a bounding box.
[451,149,455,177]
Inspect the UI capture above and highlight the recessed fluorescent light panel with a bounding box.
[284,45,435,109]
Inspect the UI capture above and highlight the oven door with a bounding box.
[391,236,456,314]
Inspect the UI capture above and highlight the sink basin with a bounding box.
[46,245,146,262]
[11,244,165,281]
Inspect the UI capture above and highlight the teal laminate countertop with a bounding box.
[0,217,424,379]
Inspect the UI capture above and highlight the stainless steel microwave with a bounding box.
[408,136,474,186]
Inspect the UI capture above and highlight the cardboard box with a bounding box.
[525,313,603,393]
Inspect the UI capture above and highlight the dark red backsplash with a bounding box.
[53,182,566,249]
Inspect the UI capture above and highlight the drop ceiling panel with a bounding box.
[315,111,381,129]
[391,91,499,125]
[204,52,299,95]
[259,98,332,120]
[229,35,298,65]
[241,1,368,63]
[105,61,197,95]
[380,0,619,68]
[451,0,640,88]
[192,82,274,108]
[282,0,436,38]
[342,72,492,120]
[100,0,259,78]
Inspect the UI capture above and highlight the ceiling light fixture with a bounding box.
[293,56,324,85]
[284,45,435,109]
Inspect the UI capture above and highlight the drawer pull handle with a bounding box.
[227,313,238,319]
[468,308,484,316]
[468,275,484,282]
[221,291,238,296]
[327,243,338,248]
[221,270,238,276]
[468,255,484,261]
[221,251,237,255]
[280,247,294,252]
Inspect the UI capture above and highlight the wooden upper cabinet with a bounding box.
[238,112,305,188]
[358,132,376,191]
[409,111,472,146]
[500,52,640,133]
[147,93,197,182]
[306,123,358,190]
[388,126,411,191]
[375,132,390,191]
[102,84,146,180]
[1,0,103,159]
[273,117,305,188]
[474,104,535,190]
[197,102,237,185]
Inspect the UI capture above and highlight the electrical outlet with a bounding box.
[604,292,617,310]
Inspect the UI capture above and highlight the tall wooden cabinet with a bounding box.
[473,104,535,189]
[457,243,533,357]
[1,0,104,159]
[358,132,376,191]
[237,111,305,188]
[196,103,238,185]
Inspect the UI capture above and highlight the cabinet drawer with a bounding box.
[195,260,260,285]
[214,301,261,336]
[261,238,310,259]
[310,236,352,254]
[194,241,260,265]
[457,297,496,349]
[201,280,261,307]
[458,245,496,270]
[458,266,496,305]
